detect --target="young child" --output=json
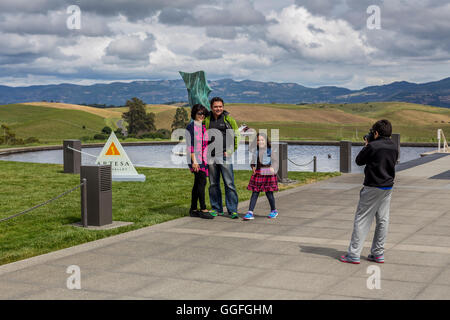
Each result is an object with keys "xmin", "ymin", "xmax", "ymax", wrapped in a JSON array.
[{"xmin": 243, "ymin": 133, "xmax": 279, "ymax": 220}]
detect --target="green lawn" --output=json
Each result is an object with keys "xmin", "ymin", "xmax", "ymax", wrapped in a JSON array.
[{"xmin": 0, "ymin": 161, "xmax": 340, "ymax": 265}]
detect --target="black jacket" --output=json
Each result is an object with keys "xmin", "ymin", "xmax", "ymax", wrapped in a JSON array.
[
  {"xmin": 355, "ymin": 137, "xmax": 399, "ymax": 187},
  {"xmin": 207, "ymin": 110, "xmax": 233, "ymax": 156}
]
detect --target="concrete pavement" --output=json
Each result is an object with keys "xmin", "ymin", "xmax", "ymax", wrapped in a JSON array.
[{"xmin": 1, "ymin": 155, "xmax": 450, "ymax": 300}]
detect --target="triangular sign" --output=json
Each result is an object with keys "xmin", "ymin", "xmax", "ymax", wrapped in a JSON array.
[
  {"xmin": 96, "ymin": 132, "xmax": 139, "ymax": 177},
  {"xmin": 105, "ymin": 142, "xmax": 120, "ymax": 156}
]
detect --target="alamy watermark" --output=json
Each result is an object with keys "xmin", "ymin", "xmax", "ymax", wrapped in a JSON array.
[
  {"xmin": 66, "ymin": 5, "xmax": 81, "ymax": 30},
  {"xmin": 170, "ymin": 127, "xmax": 280, "ymax": 173},
  {"xmin": 367, "ymin": 5, "xmax": 381, "ymax": 30},
  {"xmin": 66, "ymin": 265, "xmax": 81, "ymax": 290},
  {"xmin": 366, "ymin": 265, "xmax": 381, "ymax": 290}
]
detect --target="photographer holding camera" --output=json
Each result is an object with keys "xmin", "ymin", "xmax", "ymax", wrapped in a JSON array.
[{"xmin": 339, "ymin": 119, "xmax": 399, "ymax": 264}]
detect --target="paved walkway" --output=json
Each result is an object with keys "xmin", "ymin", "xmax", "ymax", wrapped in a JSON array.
[{"xmin": 1, "ymin": 156, "xmax": 450, "ymax": 300}]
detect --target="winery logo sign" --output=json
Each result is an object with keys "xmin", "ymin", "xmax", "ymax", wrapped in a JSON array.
[{"xmin": 96, "ymin": 132, "xmax": 145, "ymax": 181}]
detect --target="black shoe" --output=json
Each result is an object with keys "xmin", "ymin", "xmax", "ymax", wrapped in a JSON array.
[
  {"xmin": 189, "ymin": 209, "xmax": 200, "ymax": 217},
  {"xmin": 198, "ymin": 210, "xmax": 215, "ymax": 219}
]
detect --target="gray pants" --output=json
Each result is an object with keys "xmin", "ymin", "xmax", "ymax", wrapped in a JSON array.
[{"xmin": 348, "ymin": 186, "xmax": 393, "ymax": 259}]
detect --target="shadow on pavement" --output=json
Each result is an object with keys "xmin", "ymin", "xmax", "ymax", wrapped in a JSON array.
[{"xmin": 299, "ymin": 245, "xmax": 346, "ymax": 259}]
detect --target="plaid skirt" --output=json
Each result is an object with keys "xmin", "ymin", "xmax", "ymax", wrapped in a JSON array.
[{"xmin": 247, "ymin": 169, "xmax": 279, "ymax": 192}]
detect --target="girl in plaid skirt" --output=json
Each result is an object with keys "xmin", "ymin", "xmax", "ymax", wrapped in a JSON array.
[{"xmin": 243, "ymin": 133, "xmax": 279, "ymax": 220}]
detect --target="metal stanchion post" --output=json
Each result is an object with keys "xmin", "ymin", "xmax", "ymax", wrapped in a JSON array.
[
  {"xmin": 63, "ymin": 140, "xmax": 81, "ymax": 174},
  {"xmin": 82, "ymin": 178, "xmax": 88, "ymax": 227},
  {"xmin": 80, "ymin": 165, "xmax": 112, "ymax": 226},
  {"xmin": 391, "ymin": 133, "xmax": 400, "ymax": 163},
  {"xmin": 276, "ymin": 142, "xmax": 289, "ymax": 183},
  {"xmin": 313, "ymin": 156, "xmax": 317, "ymax": 172},
  {"xmin": 340, "ymin": 141, "xmax": 352, "ymax": 173}
]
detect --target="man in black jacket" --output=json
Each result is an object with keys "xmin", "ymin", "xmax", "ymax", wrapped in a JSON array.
[{"xmin": 340, "ymin": 119, "xmax": 399, "ymax": 264}]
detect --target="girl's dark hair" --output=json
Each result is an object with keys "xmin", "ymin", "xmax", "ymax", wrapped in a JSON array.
[
  {"xmin": 191, "ymin": 104, "xmax": 208, "ymax": 120},
  {"xmin": 251, "ymin": 132, "xmax": 272, "ymax": 167},
  {"xmin": 256, "ymin": 132, "xmax": 271, "ymax": 150}
]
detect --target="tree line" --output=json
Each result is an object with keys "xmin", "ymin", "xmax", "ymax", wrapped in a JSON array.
[
  {"xmin": 122, "ymin": 97, "xmax": 190, "ymax": 136},
  {"xmin": 89, "ymin": 97, "xmax": 191, "ymax": 141}
]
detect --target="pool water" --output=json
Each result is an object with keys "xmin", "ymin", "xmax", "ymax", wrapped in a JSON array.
[{"xmin": 0, "ymin": 144, "xmax": 435, "ymax": 173}]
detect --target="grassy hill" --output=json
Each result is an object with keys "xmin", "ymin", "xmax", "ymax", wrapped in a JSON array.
[
  {"xmin": 0, "ymin": 104, "xmax": 107, "ymax": 144},
  {"xmin": 21, "ymin": 102, "xmax": 179, "ymax": 133},
  {"xmin": 0, "ymin": 103, "xmax": 180, "ymax": 146},
  {"xmin": 228, "ymin": 101, "xmax": 450, "ymax": 142},
  {"xmin": 2, "ymin": 101, "xmax": 450, "ymax": 146},
  {"xmin": 23, "ymin": 102, "xmax": 123, "ymax": 129}
]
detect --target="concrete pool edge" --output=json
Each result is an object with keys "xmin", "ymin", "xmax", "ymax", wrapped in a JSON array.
[
  {"xmin": 0, "ymin": 140, "xmax": 437, "ymax": 156},
  {"xmin": 0, "ymin": 141, "xmax": 179, "ymax": 156}
]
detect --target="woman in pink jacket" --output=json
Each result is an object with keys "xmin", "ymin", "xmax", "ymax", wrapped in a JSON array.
[{"xmin": 185, "ymin": 104, "xmax": 215, "ymax": 219}]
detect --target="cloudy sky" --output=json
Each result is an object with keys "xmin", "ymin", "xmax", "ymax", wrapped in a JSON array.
[{"xmin": 0, "ymin": 0, "xmax": 449, "ymax": 89}]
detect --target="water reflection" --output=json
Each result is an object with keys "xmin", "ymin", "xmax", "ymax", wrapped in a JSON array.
[{"xmin": 0, "ymin": 144, "xmax": 435, "ymax": 173}]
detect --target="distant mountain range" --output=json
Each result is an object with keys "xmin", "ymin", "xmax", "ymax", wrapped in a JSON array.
[{"xmin": 1, "ymin": 77, "xmax": 449, "ymax": 108}]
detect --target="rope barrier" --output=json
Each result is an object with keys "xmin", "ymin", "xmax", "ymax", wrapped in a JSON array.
[
  {"xmin": 0, "ymin": 181, "xmax": 85, "ymax": 223},
  {"xmin": 67, "ymin": 145, "xmax": 316, "ymax": 169},
  {"xmin": 66, "ymin": 146, "xmax": 97, "ymax": 158},
  {"xmin": 288, "ymin": 157, "xmax": 315, "ymax": 167},
  {"xmin": 66, "ymin": 145, "xmax": 156, "ymax": 168}
]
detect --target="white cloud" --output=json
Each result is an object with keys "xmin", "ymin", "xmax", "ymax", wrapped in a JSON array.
[
  {"xmin": 266, "ymin": 5, "xmax": 375, "ymax": 62},
  {"xmin": 0, "ymin": 1, "xmax": 448, "ymax": 90},
  {"xmin": 0, "ymin": 32, "xmax": 69, "ymax": 59},
  {"xmin": 104, "ymin": 33, "xmax": 155, "ymax": 63},
  {"xmin": 59, "ymin": 36, "xmax": 111, "ymax": 66},
  {"xmin": 0, "ymin": 10, "xmax": 113, "ymax": 37},
  {"xmin": 158, "ymin": 0, "xmax": 266, "ymax": 26}
]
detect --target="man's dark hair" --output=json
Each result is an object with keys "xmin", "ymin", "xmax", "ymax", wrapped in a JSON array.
[
  {"xmin": 191, "ymin": 104, "xmax": 208, "ymax": 120},
  {"xmin": 372, "ymin": 119, "xmax": 392, "ymax": 137},
  {"xmin": 210, "ymin": 97, "xmax": 224, "ymax": 108}
]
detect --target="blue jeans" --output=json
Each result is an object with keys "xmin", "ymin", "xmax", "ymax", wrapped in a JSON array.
[{"xmin": 208, "ymin": 158, "xmax": 239, "ymax": 214}]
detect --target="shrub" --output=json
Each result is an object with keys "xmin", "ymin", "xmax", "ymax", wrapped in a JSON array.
[
  {"xmin": 138, "ymin": 130, "xmax": 171, "ymax": 139},
  {"xmin": 24, "ymin": 137, "xmax": 39, "ymax": 144},
  {"xmin": 156, "ymin": 129, "xmax": 171, "ymax": 139},
  {"xmin": 139, "ymin": 132, "xmax": 159, "ymax": 139},
  {"xmin": 93, "ymin": 133, "xmax": 107, "ymax": 140},
  {"xmin": 11, "ymin": 138, "xmax": 24, "ymax": 145},
  {"xmin": 102, "ymin": 126, "xmax": 112, "ymax": 135}
]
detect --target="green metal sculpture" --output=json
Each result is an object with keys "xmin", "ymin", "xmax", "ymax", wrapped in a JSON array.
[{"xmin": 179, "ymin": 70, "xmax": 212, "ymax": 110}]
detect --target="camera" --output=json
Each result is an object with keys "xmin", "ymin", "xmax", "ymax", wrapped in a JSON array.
[{"xmin": 364, "ymin": 129, "xmax": 375, "ymax": 142}]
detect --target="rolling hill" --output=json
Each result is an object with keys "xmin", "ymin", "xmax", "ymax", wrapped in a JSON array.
[
  {"xmin": 2, "ymin": 101, "xmax": 450, "ymax": 144},
  {"xmin": 0, "ymin": 77, "xmax": 449, "ymax": 107},
  {"xmin": 0, "ymin": 104, "xmax": 107, "ymax": 143}
]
